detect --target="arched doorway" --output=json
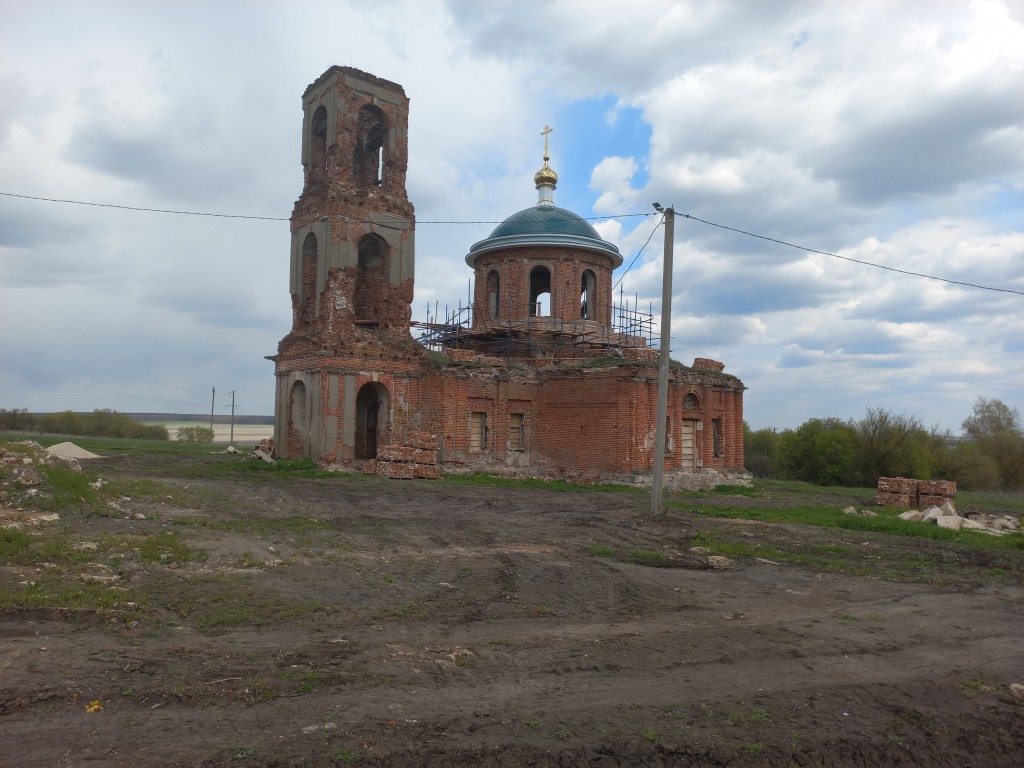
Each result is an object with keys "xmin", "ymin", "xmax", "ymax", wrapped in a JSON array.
[{"xmin": 355, "ymin": 382, "xmax": 389, "ymax": 459}]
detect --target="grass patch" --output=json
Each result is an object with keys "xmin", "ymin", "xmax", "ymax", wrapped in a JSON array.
[
  {"xmin": 673, "ymin": 501, "xmax": 1024, "ymax": 551},
  {"xmin": 628, "ymin": 548, "xmax": 669, "ymax": 563},
  {"xmin": 370, "ymin": 603, "xmax": 430, "ymax": 621},
  {"xmin": 0, "ymin": 576, "xmax": 129, "ymax": 612},
  {"xmin": 1, "ymin": 528, "xmax": 204, "ymax": 567},
  {"xmin": 141, "ymin": 573, "xmax": 330, "ymax": 632},
  {"xmin": 587, "ymin": 543, "xmax": 615, "ymax": 557}
]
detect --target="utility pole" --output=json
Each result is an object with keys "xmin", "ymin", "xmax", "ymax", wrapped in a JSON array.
[
  {"xmin": 228, "ymin": 390, "xmax": 236, "ymax": 447},
  {"xmin": 209, "ymin": 387, "xmax": 215, "ymax": 431},
  {"xmin": 651, "ymin": 203, "xmax": 675, "ymax": 514}
]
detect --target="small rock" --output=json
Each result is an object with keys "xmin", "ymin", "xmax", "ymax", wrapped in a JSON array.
[
  {"xmin": 842, "ymin": 506, "xmax": 858, "ymax": 515},
  {"xmin": 130, "ymin": 513, "xmax": 147, "ymax": 521},
  {"xmin": 936, "ymin": 514, "xmax": 963, "ymax": 531},
  {"xmin": 1009, "ymin": 683, "xmax": 1024, "ymax": 701},
  {"xmin": 899, "ymin": 510, "xmax": 923, "ymax": 522},
  {"xmin": 859, "ymin": 510, "xmax": 878, "ymax": 517},
  {"xmin": 961, "ymin": 519, "xmax": 990, "ymax": 531},
  {"xmin": 940, "ymin": 500, "xmax": 957, "ymax": 515},
  {"xmin": 689, "ymin": 546, "xmax": 711, "ymax": 554}
]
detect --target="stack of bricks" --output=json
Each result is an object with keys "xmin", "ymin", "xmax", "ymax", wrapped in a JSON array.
[
  {"xmin": 876, "ymin": 477, "xmax": 956, "ymax": 508},
  {"xmin": 364, "ymin": 431, "xmax": 440, "ymax": 479}
]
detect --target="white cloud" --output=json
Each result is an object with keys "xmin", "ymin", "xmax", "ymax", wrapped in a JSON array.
[{"xmin": 0, "ymin": 0, "xmax": 1021, "ymax": 435}]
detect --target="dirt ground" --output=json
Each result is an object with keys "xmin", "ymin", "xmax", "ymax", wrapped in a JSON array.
[{"xmin": 2, "ymin": 451, "xmax": 1023, "ymax": 767}]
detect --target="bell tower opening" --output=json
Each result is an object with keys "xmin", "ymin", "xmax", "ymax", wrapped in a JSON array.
[
  {"xmin": 354, "ymin": 105, "xmax": 388, "ymax": 187},
  {"xmin": 529, "ymin": 266, "xmax": 551, "ymax": 318},
  {"xmin": 580, "ymin": 269, "xmax": 596, "ymax": 320}
]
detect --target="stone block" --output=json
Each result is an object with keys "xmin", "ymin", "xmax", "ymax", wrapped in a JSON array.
[{"xmin": 936, "ymin": 514, "xmax": 963, "ymax": 530}]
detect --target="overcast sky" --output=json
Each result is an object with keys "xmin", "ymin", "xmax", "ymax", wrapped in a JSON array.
[{"xmin": 1, "ymin": 0, "xmax": 1022, "ymax": 431}]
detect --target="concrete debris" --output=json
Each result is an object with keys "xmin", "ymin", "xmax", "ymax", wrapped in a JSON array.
[
  {"xmin": 903, "ymin": 503, "xmax": 1019, "ymax": 536},
  {"xmin": 847, "ymin": 502, "xmax": 1019, "ymax": 536},
  {"xmin": 252, "ymin": 449, "xmax": 275, "ymax": 464},
  {"xmin": 1010, "ymin": 683, "xmax": 1024, "ymax": 701},
  {"xmin": 844, "ymin": 507, "xmax": 880, "ymax": 517}
]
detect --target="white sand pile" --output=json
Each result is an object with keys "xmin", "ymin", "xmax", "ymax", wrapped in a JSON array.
[{"xmin": 45, "ymin": 442, "xmax": 101, "ymax": 460}]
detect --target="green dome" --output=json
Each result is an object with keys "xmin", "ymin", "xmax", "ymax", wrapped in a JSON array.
[{"xmin": 466, "ymin": 205, "xmax": 622, "ymax": 267}]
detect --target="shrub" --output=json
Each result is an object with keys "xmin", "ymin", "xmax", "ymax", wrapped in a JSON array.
[{"xmin": 177, "ymin": 426, "xmax": 215, "ymax": 444}]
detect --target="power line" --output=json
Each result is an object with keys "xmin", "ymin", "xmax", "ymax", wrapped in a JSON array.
[
  {"xmin": 613, "ymin": 212, "xmax": 663, "ymax": 291},
  {"xmin": 4, "ymin": 190, "xmax": 1020, "ymax": 296},
  {"xmin": 0, "ymin": 191, "xmax": 648, "ymax": 225},
  {"xmin": 678, "ymin": 213, "xmax": 1024, "ymax": 297},
  {"xmin": 0, "ymin": 192, "xmax": 289, "ymax": 220}
]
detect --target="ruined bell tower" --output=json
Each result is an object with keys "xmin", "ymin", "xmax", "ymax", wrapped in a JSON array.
[
  {"xmin": 287, "ymin": 66, "xmax": 415, "ymax": 337},
  {"xmin": 271, "ymin": 67, "xmax": 421, "ymax": 463}
]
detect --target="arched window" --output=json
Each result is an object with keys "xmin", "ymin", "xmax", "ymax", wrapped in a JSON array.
[
  {"xmin": 310, "ymin": 105, "xmax": 328, "ymax": 174},
  {"xmin": 683, "ymin": 392, "xmax": 700, "ymax": 409},
  {"xmin": 355, "ymin": 234, "xmax": 388, "ymax": 323},
  {"xmin": 487, "ymin": 270, "xmax": 500, "ymax": 321},
  {"xmin": 354, "ymin": 105, "xmax": 388, "ymax": 187},
  {"xmin": 580, "ymin": 269, "xmax": 596, "ymax": 320},
  {"xmin": 301, "ymin": 233, "xmax": 318, "ymax": 325},
  {"xmin": 529, "ymin": 266, "xmax": 551, "ymax": 317}
]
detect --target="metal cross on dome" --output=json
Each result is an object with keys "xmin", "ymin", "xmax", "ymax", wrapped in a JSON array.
[{"xmin": 541, "ymin": 124, "xmax": 553, "ymax": 158}]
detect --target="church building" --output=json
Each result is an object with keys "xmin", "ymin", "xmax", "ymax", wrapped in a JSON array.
[{"xmin": 269, "ymin": 66, "xmax": 748, "ymax": 489}]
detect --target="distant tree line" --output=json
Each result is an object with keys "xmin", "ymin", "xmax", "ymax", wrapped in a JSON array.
[
  {"xmin": 745, "ymin": 397, "xmax": 1024, "ymax": 491},
  {"xmin": 0, "ymin": 408, "xmax": 168, "ymax": 440}
]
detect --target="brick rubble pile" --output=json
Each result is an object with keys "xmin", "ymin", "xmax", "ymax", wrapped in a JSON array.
[
  {"xmin": 364, "ymin": 431, "xmax": 440, "ymax": 479},
  {"xmin": 876, "ymin": 476, "xmax": 956, "ymax": 508}
]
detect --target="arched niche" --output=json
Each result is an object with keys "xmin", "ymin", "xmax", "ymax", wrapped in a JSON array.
[
  {"xmin": 487, "ymin": 270, "xmax": 500, "ymax": 321},
  {"xmin": 355, "ymin": 234, "xmax": 389, "ymax": 324},
  {"xmin": 288, "ymin": 380, "xmax": 308, "ymax": 458},
  {"xmin": 301, "ymin": 232, "xmax": 318, "ymax": 324}
]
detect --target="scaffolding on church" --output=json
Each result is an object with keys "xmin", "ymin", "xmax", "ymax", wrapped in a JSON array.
[{"xmin": 412, "ymin": 292, "xmax": 659, "ymax": 364}]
